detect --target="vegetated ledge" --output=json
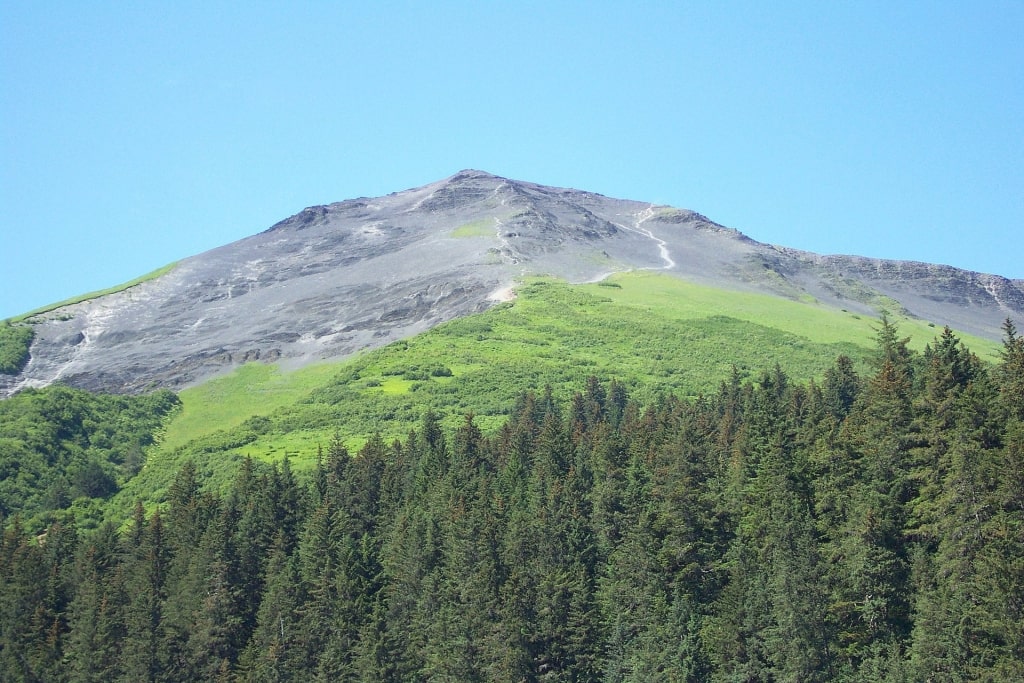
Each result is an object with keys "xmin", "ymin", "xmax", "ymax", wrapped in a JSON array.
[
  {"xmin": 8, "ymin": 262, "xmax": 179, "ymax": 324},
  {"xmin": 0, "ymin": 322, "xmax": 34, "ymax": 375}
]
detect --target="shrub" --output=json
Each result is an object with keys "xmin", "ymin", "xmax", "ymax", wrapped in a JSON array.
[{"xmin": 0, "ymin": 322, "xmax": 34, "ymax": 375}]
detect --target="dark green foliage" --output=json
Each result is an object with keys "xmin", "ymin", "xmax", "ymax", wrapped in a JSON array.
[
  {"xmin": 1, "ymin": 321, "xmax": 1023, "ymax": 680},
  {"xmin": 998, "ymin": 318, "xmax": 1024, "ymax": 421},
  {"xmin": 0, "ymin": 322, "xmax": 34, "ymax": 375},
  {"xmin": 0, "ymin": 386, "xmax": 179, "ymax": 532}
]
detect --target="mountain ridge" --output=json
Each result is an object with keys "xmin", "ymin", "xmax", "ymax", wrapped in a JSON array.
[{"xmin": 3, "ymin": 170, "xmax": 1021, "ymax": 397}]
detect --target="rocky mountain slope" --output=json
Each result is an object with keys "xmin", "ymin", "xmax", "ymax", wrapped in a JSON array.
[{"xmin": 4, "ymin": 170, "xmax": 1022, "ymax": 396}]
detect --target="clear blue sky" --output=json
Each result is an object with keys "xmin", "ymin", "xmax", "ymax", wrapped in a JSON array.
[{"xmin": 2, "ymin": 2, "xmax": 1022, "ymax": 319}]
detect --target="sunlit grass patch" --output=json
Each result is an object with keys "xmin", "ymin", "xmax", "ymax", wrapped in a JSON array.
[
  {"xmin": 450, "ymin": 219, "xmax": 495, "ymax": 238},
  {"xmin": 155, "ymin": 361, "xmax": 340, "ymax": 453},
  {"xmin": 378, "ymin": 377, "xmax": 415, "ymax": 394}
]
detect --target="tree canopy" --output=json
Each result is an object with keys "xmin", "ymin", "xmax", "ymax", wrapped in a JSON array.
[{"xmin": 1, "ymin": 323, "xmax": 1022, "ymax": 680}]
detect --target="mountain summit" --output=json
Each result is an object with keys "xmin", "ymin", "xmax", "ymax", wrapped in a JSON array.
[{"xmin": 4, "ymin": 171, "xmax": 1022, "ymax": 395}]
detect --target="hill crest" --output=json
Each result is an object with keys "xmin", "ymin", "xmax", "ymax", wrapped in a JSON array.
[{"xmin": 3, "ymin": 171, "xmax": 1021, "ymax": 396}]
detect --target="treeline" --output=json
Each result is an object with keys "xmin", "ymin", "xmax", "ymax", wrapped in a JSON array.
[{"xmin": 2, "ymin": 320, "xmax": 1023, "ymax": 681}]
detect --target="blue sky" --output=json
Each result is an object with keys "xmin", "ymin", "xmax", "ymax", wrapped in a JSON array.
[{"xmin": 2, "ymin": 2, "xmax": 1022, "ymax": 319}]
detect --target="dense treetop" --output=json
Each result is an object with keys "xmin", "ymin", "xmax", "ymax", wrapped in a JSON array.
[{"xmin": 1, "ymin": 320, "xmax": 1022, "ymax": 680}]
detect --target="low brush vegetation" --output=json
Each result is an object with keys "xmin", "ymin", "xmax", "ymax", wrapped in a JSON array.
[
  {"xmin": 0, "ymin": 322, "xmax": 34, "ymax": 374},
  {"xmin": 117, "ymin": 274, "xmax": 901, "ymax": 506},
  {"xmin": 0, "ymin": 386, "xmax": 179, "ymax": 531},
  {"xmin": 450, "ymin": 218, "xmax": 496, "ymax": 238},
  {"xmin": 136, "ymin": 274, "xmax": 1000, "ymax": 477},
  {"xmin": 1, "ymin": 273, "xmax": 1020, "ymax": 680}
]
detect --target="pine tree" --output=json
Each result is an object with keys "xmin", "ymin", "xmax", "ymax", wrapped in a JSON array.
[
  {"xmin": 118, "ymin": 509, "xmax": 168, "ymax": 683},
  {"xmin": 64, "ymin": 522, "xmax": 125, "ymax": 682},
  {"xmin": 997, "ymin": 318, "xmax": 1024, "ymax": 421},
  {"xmin": 907, "ymin": 328, "xmax": 1009, "ymax": 680},
  {"xmin": 239, "ymin": 534, "xmax": 305, "ymax": 681}
]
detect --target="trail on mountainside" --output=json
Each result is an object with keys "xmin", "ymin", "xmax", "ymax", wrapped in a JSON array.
[
  {"xmin": 491, "ymin": 182, "xmax": 516, "ymax": 262},
  {"xmin": 613, "ymin": 204, "xmax": 676, "ymax": 270}
]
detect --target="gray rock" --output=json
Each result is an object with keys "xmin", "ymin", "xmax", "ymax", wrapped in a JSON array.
[{"xmin": 3, "ymin": 170, "xmax": 1021, "ymax": 396}]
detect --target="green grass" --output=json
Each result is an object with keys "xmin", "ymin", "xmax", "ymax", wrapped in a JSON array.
[
  {"xmin": 583, "ymin": 271, "xmax": 1001, "ymax": 360},
  {"xmin": 109, "ymin": 272, "xmax": 1005, "ymax": 518},
  {"xmin": 155, "ymin": 361, "xmax": 341, "ymax": 453},
  {"xmin": 104, "ymin": 361, "xmax": 341, "ymax": 515},
  {"xmin": 450, "ymin": 219, "xmax": 496, "ymax": 238},
  {"xmin": 11, "ymin": 262, "xmax": 178, "ymax": 322}
]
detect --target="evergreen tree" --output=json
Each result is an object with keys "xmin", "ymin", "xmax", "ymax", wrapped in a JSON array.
[
  {"xmin": 997, "ymin": 318, "xmax": 1024, "ymax": 421},
  {"xmin": 118, "ymin": 509, "xmax": 168, "ymax": 683},
  {"xmin": 64, "ymin": 522, "xmax": 125, "ymax": 682},
  {"xmin": 3, "ymin": 351, "xmax": 1022, "ymax": 680},
  {"xmin": 238, "ymin": 534, "xmax": 305, "ymax": 681}
]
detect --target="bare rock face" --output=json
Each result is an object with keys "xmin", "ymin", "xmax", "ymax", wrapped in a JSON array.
[{"xmin": 3, "ymin": 170, "xmax": 1022, "ymax": 396}]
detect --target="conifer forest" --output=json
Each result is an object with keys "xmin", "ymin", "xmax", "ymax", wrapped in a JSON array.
[{"xmin": 2, "ymin": 320, "xmax": 1024, "ymax": 681}]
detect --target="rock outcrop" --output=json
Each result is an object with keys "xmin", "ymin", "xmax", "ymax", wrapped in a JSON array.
[{"xmin": 3, "ymin": 170, "xmax": 1021, "ymax": 396}]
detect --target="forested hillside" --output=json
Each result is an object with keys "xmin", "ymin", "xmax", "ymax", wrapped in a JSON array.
[
  {"xmin": 2, "ymin": 320, "xmax": 1022, "ymax": 681},
  {"xmin": 0, "ymin": 387, "xmax": 179, "ymax": 531}
]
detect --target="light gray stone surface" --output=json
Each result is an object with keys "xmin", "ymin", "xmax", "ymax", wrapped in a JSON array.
[{"xmin": 4, "ymin": 170, "xmax": 1021, "ymax": 395}]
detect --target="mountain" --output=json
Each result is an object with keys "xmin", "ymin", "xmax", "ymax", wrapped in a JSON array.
[{"xmin": 3, "ymin": 169, "xmax": 1022, "ymax": 397}]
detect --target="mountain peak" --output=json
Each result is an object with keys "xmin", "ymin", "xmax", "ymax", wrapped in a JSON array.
[
  {"xmin": 3, "ymin": 173, "xmax": 1022, "ymax": 397},
  {"xmin": 448, "ymin": 169, "xmax": 503, "ymax": 182}
]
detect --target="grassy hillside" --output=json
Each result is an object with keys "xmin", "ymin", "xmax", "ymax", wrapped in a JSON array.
[
  {"xmin": 110, "ymin": 272, "xmax": 1003, "ymax": 518},
  {"xmin": 8, "ymin": 262, "xmax": 178, "ymax": 323}
]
